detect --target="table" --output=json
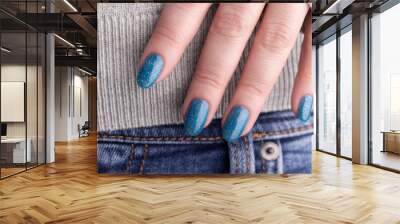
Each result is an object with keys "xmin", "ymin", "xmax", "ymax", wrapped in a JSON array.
[
  {"xmin": 381, "ymin": 131, "xmax": 400, "ymax": 154},
  {"xmin": 1, "ymin": 138, "xmax": 31, "ymax": 163}
]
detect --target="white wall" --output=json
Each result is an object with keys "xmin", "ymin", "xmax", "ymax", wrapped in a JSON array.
[
  {"xmin": 55, "ymin": 66, "xmax": 69, "ymax": 141},
  {"xmin": 72, "ymin": 73, "xmax": 89, "ymax": 137},
  {"xmin": 54, "ymin": 67, "xmax": 89, "ymax": 141}
]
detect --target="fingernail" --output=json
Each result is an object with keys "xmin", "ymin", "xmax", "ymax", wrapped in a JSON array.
[
  {"xmin": 298, "ymin": 95, "xmax": 313, "ymax": 123},
  {"xmin": 222, "ymin": 106, "xmax": 249, "ymax": 142},
  {"xmin": 184, "ymin": 99, "xmax": 209, "ymax": 136},
  {"xmin": 136, "ymin": 53, "xmax": 164, "ymax": 88}
]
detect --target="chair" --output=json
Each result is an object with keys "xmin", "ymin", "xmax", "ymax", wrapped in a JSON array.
[{"xmin": 79, "ymin": 121, "xmax": 90, "ymax": 138}]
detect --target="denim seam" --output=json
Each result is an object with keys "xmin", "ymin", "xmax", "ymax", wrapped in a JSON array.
[
  {"xmin": 235, "ymin": 140, "xmax": 240, "ymax": 174},
  {"xmin": 234, "ymin": 139, "xmax": 240, "ymax": 174},
  {"xmin": 243, "ymin": 137, "xmax": 247, "ymax": 173},
  {"xmin": 139, "ymin": 144, "xmax": 149, "ymax": 174},
  {"xmin": 126, "ymin": 144, "xmax": 136, "ymax": 173},
  {"xmin": 261, "ymin": 139, "xmax": 268, "ymax": 174},
  {"xmin": 244, "ymin": 137, "xmax": 250, "ymax": 173},
  {"xmin": 97, "ymin": 124, "xmax": 313, "ymax": 143},
  {"xmin": 276, "ymin": 140, "xmax": 283, "ymax": 174},
  {"xmin": 261, "ymin": 149, "xmax": 266, "ymax": 173},
  {"xmin": 247, "ymin": 137, "xmax": 251, "ymax": 173}
]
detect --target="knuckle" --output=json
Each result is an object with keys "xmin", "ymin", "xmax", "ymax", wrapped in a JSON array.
[
  {"xmin": 258, "ymin": 22, "xmax": 293, "ymax": 55},
  {"xmin": 153, "ymin": 23, "xmax": 182, "ymax": 48},
  {"xmin": 193, "ymin": 68, "xmax": 225, "ymax": 90},
  {"xmin": 303, "ymin": 72, "xmax": 312, "ymax": 80},
  {"xmin": 239, "ymin": 79, "xmax": 269, "ymax": 98},
  {"xmin": 210, "ymin": 6, "xmax": 250, "ymax": 38},
  {"xmin": 173, "ymin": 3, "xmax": 206, "ymax": 13},
  {"xmin": 173, "ymin": 3, "xmax": 198, "ymax": 12},
  {"xmin": 297, "ymin": 68, "xmax": 313, "ymax": 81}
]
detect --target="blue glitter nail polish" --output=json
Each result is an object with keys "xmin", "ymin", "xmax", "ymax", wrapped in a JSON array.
[
  {"xmin": 298, "ymin": 95, "xmax": 313, "ymax": 123},
  {"xmin": 184, "ymin": 99, "xmax": 209, "ymax": 136},
  {"xmin": 222, "ymin": 106, "xmax": 249, "ymax": 142},
  {"xmin": 136, "ymin": 53, "xmax": 164, "ymax": 88}
]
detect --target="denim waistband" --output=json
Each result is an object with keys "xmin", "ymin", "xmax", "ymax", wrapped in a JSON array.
[
  {"xmin": 97, "ymin": 110, "xmax": 314, "ymax": 174},
  {"xmin": 98, "ymin": 110, "xmax": 313, "ymax": 144}
]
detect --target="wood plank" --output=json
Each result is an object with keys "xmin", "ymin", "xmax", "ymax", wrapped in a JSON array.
[{"xmin": 0, "ymin": 135, "xmax": 400, "ymax": 223}]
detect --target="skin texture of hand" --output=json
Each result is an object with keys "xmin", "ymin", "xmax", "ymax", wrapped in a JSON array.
[{"xmin": 136, "ymin": 3, "xmax": 313, "ymax": 142}]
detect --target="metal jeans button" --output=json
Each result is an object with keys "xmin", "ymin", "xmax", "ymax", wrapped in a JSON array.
[{"xmin": 260, "ymin": 142, "xmax": 280, "ymax": 160}]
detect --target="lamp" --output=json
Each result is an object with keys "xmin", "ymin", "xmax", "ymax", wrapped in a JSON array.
[
  {"xmin": 1, "ymin": 47, "xmax": 11, "ymax": 53},
  {"xmin": 54, "ymin": 34, "xmax": 75, "ymax": 48},
  {"xmin": 63, "ymin": 0, "xmax": 78, "ymax": 12}
]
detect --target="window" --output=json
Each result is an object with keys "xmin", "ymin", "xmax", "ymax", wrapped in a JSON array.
[
  {"xmin": 370, "ymin": 3, "xmax": 400, "ymax": 171},
  {"xmin": 315, "ymin": 25, "xmax": 353, "ymax": 159},
  {"xmin": 0, "ymin": 1, "xmax": 47, "ymax": 179},
  {"xmin": 339, "ymin": 28, "xmax": 352, "ymax": 158},
  {"xmin": 317, "ymin": 36, "xmax": 337, "ymax": 154}
]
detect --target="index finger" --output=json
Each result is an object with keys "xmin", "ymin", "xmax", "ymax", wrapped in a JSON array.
[{"xmin": 136, "ymin": 3, "xmax": 211, "ymax": 88}]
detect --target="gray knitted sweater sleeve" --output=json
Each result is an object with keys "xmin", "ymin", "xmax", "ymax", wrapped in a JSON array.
[{"xmin": 97, "ymin": 3, "xmax": 303, "ymax": 132}]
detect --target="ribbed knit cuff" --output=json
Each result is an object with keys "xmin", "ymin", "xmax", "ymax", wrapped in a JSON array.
[{"xmin": 97, "ymin": 3, "xmax": 303, "ymax": 132}]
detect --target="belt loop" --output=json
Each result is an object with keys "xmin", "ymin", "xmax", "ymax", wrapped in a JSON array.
[
  {"xmin": 227, "ymin": 132, "xmax": 256, "ymax": 174},
  {"xmin": 276, "ymin": 141, "xmax": 284, "ymax": 174}
]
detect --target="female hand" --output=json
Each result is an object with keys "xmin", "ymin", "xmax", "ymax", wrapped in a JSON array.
[{"xmin": 136, "ymin": 3, "xmax": 312, "ymax": 142}]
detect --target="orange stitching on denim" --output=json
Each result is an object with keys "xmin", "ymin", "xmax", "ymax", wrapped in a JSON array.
[
  {"xmin": 97, "ymin": 124, "xmax": 313, "ymax": 143},
  {"xmin": 253, "ymin": 124, "xmax": 313, "ymax": 140},
  {"xmin": 97, "ymin": 135, "xmax": 224, "ymax": 142}
]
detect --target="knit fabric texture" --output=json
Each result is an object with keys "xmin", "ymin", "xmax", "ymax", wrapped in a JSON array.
[{"xmin": 97, "ymin": 3, "xmax": 303, "ymax": 132}]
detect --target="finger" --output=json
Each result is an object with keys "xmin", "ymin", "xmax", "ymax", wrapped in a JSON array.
[
  {"xmin": 222, "ymin": 4, "xmax": 309, "ymax": 142},
  {"xmin": 291, "ymin": 10, "xmax": 313, "ymax": 123},
  {"xmin": 182, "ymin": 3, "xmax": 265, "ymax": 136},
  {"xmin": 136, "ymin": 3, "xmax": 211, "ymax": 88}
]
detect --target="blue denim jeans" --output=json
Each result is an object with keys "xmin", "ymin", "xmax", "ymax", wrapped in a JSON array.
[{"xmin": 97, "ymin": 110, "xmax": 313, "ymax": 174}]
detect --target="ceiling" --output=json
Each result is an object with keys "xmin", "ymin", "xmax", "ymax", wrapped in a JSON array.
[
  {"xmin": 312, "ymin": 0, "xmax": 393, "ymax": 44},
  {"xmin": 0, "ymin": 0, "xmax": 101, "ymax": 74},
  {"xmin": 0, "ymin": 0, "xmax": 396, "ymax": 74}
]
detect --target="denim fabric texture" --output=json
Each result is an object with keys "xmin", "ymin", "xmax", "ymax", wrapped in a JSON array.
[{"xmin": 98, "ymin": 110, "xmax": 313, "ymax": 174}]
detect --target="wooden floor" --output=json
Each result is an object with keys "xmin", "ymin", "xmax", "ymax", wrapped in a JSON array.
[
  {"xmin": 1, "ymin": 135, "xmax": 400, "ymax": 224},
  {"xmin": 0, "ymin": 167, "xmax": 26, "ymax": 178},
  {"xmin": 1, "ymin": 163, "xmax": 44, "ymax": 178}
]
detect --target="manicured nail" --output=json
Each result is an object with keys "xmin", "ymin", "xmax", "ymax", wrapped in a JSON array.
[
  {"xmin": 222, "ymin": 106, "xmax": 249, "ymax": 142},
  {"xmin": 184, "ymin": 99, "xmax": 209, "ymax": 136},
  {"xmin": 298, "ymin": 95, "xmax": 313, "ymax": 123},
  {"xmin": 136, "ymin": 53, "xmax": 164, "ymax": 88}
]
